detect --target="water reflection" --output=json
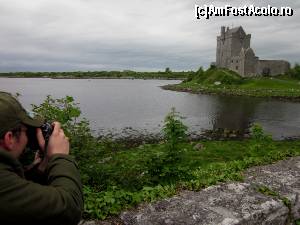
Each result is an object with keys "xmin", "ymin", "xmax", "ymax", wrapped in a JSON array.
[
  {"xmin": 210, "ymin": 94, "xmax": 300, "ymax": 139},
  {"xmin": 253, "ymin": 100, "xmax": 300, "ymax": 139},
  {"xmin": 212, "ymin": 96, "xmax": 262, "ymax": 131}
]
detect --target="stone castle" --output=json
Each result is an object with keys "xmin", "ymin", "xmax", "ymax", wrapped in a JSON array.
[{"xmin": 216, "ymin": 26, "xmax": 290, "ymax": 77}]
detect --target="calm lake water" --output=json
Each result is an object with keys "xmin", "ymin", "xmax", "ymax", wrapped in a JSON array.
[{"xmin": 1, "ymin": 78, "xmax": 300, "ymax": 139}]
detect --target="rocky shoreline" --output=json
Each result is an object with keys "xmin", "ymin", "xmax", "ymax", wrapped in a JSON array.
[{"xmin": 161, "ymin": 84, "xmax": 300, "ymax": 102}]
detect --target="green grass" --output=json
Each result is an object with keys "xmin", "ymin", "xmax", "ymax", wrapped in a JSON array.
[
  {"xmin": 82, "ymin": 139, "xmax": 300, "ymax": 220},
  {"xmin": 203, "ymin": 68, "xmax": 242, "ymax": 85},
  {"xmin": 164, "ymin": 69, "xmax": 300, "ymax": 99},
  {"xmin": 240, "ymin": 77, "xmax": 300, "ymax": 90},
  {"xmin": 85, "ymin": 140, "xmax": 300, "ymax": 190}
]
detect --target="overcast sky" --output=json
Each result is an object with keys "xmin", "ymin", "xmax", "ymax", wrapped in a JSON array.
[{"xmin": 0, "ymin": 0, "xmax": 299, "ymax": 72}]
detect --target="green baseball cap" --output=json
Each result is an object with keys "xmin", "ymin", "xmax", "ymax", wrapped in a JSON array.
[{"xmin": 0, "ymin": 92, "xmax": 44, "ymax": 136}]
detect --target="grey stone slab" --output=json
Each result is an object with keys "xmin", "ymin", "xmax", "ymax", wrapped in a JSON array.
[
  {"xmin": 244, "ymin": 156, "xmax": 300, "ymax": 221},
  {"xmin": 120, "ymin": 183, "xmax": 288, "ymax": 225}
]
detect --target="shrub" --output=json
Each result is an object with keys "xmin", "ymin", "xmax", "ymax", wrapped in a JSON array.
[
  {"xmin": 209, "ymin": 64, "xmax": 216, "ymax": 69},
  {"xmin": 165, "ymin": 67, "xmax": 172, "ymax": 73},
  {"xmin": 184, "ymin": 67, "xmax": 204, "ymax": 82},
  {"xmin": 249, "ymin": 123, "xmax": 272, "ymax": 141},
  {"xmin": 194, "ymin": 67, "xmax": 206, "ymax": 83},
  {"xmin": 287, "ymin": 63, "xmax": 300, "ymax": 79},
  {"xmin": 31, "ymin": 95, "xmax": 100, "ymax": 162},
  {"xmin": 163, "ymin": 107, "xmax": 188, "ymax": 151},
  {"xmin": 146, "ymin": 108, "xmax": 188, "ymax": 182}
]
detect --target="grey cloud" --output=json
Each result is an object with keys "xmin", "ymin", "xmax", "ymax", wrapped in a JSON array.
[{"xmin": 0, "ymin": 0, "xmax": 299, "ymax": 72}]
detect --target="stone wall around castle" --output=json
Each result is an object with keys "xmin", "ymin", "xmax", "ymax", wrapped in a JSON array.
[
  {"xmin": 218, "ymin": 55, "xmax": 290, "ymax": 77},
  {"xmin": 257, "ymin": 60, "xmax": 290, "ymax": 76},
  {"xmin": 243, "ymin": 49, "xmax": 259, "ymax": 77}
]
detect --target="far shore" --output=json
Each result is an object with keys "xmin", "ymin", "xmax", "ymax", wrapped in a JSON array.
[
  {"xmin": 0, "ymin": 70, "xmax": 191, "ymax": 80},
  {"xmin": 0, "ymin": 75, "xmax": 184, "ymax": 80}
]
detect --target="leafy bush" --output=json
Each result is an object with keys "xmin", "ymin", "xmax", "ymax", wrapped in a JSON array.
[
  {"xmin": 249, "ymin": 123, "xmax": 272, "ymax": 141},
  {"xmin": 163, "ymin": 107, "xmax": 188, "ymax": 151},
  {"xmin": 194, "ymin": 67, "xmax": 206, "ymax": 83},
  {"xmin": 83, "ymin": 184, "xmax": 176, "ymax": 220},
  {"xmin": 209, "ymin": 64, "xmax": 216, "ymax": 70},
  {"xmin": 185, "ymin": 73, "xmax": 194, "ymax": 82},
  {"xmin": 184, "ymin": 67, "xmax": 203, "ymax": 82},
  {"xmin": 287, "ymin": 63, "xmax": 300, "ymax": 79},
  {"xmin": 165, "ymin": 67, "xmax": 172, "ymax": 73},
  {"xmin": 31, "ymin": 95, "xmax": 100, "ymax": 162},
  {"xmin": 248, "ymin": 123, "xmax": 274, "ymax": 157},
  {"xmin": 146, "ymin": 108, "xmax": 188, "ymax": 183}
]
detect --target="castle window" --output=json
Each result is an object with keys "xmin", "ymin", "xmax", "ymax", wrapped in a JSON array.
[
  {"xmin": 231, "ymin": 60, "xmax": 233, "ymax": 63},
  {"xmin": 236, "ymin": 66, "xmax": 239, "ymax": 70},
  {"xmin": 236, "ymin": 60, "xmax": 238, "ymax": 63}
]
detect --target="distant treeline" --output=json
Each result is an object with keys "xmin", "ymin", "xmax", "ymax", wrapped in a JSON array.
[{"xmin": 0, "ymin": 69, "xmax": 195, "ymax": 79}]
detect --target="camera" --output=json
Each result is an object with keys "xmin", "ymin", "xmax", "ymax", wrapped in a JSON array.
[
  {"xmin": 27, "ymin": 122, "xmax": 53, "ymax": 153},
  {"xmin": 40, "ymin": 122, "xmax": 53, "ymax": 143}
]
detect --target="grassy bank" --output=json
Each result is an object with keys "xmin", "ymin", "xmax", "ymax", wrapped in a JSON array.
[
  {"xmin": 162, "ymin": 67, "xmax": 300, "ymax": 100},
  {"xmin": 25, "ymin": 95, "xmax": 300, "ymax": 220},
  {"xmin": 82, "ymin": 139, "xmax": 300, "ymax": 220},
  {"xmin": 0, "ymin": 70, "xmax": 190, "ymax": 80}
]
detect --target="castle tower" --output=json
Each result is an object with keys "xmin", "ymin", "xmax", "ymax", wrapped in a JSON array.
[
  {"xmin": 216, "ymin": 26, "xmax": 251, "ymax": 73},
  {"xmin": 239, "ymin": 48, "xmax": 258, "ymax": 76}
]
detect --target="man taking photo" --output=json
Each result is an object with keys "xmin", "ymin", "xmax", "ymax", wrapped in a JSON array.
[{"xmin": 0, "ymin": 91, "xmax": 83, "ymax": 225}]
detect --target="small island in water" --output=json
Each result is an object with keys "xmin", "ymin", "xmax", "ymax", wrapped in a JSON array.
[
  {"xmin": 162, "ymin": 65, "xmax": 300, "ymax": 100},
  {"xmin": 164, "ymin": 26, "xmax": 300, "ymax": 100}
]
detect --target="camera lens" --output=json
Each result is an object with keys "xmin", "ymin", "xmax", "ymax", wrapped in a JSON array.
[{"xmin": 41, "ymin": 122, "xmax": 53, "ymax": 142}]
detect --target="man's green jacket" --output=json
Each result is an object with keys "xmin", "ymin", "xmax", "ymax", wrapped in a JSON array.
[{"xmin": 0, "ymin": 147, "xmax": 84, "ymax": 225}]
